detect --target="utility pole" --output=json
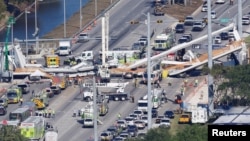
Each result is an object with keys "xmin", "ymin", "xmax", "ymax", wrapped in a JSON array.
[
  {"xmin": 105, "ymin": 12, "xmax": 109, "ymax": 53},
  {"xmin": 102, "ymin": 17, "xmax": 106, "ymax": 65},
  {"xmin": 80, "ymin": 0, "xmax": 82, "ymax": 30},
  {"xmin": 93, "ymin": 76, "xmax": 98, "ymax": 141},
  {"xmin": 64, "ymin": 0, "xmax": 66, "ymax": 38},
  {"xmin": 238, "ymin": 0, "xmax": 242, "ymax": 37},
  {"xmin": 146, "ymin": 12, "xmax": 152, "ymax": 130},
  {"xmin": 207, "ymin": 0, "xmax": 214, "ymax": 117},
  {"xmin": 95, "ymin": 0, "xmax": 97, "ymax": 17}
]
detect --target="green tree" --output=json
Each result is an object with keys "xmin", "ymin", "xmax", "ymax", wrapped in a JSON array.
[
  {"xmin": 127, "ymin": 125, "xmax": 207, "ymax": 141},
  {"xmin": 0, "ymin": 125, "xmax": 29, "ymax": 141},
  {"xmin": 206, "ymin": 64, "xmax": 250, "ymax": 106},
  {"xmin": 172, "ymin": 124, "xmax": 208, "ymax": 141}
]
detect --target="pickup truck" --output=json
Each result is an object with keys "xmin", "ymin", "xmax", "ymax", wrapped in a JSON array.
[{"xmin": 178, "ymin": 114, "xmax": 191, "ymax": 124}]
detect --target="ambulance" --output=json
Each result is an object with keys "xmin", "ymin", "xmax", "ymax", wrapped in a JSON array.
[
  {"xmin": 44, "ymin": 54, "xmax": 60, "ymax": 68},
  {"xmin": 20, "ymin": 116, "xmax": 45, "ymax": 140}
]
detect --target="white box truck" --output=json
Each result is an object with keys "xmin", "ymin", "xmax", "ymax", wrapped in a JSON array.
[{"xmin": 58, "ymin": 41, "xmax": 72, "ymax": 56}]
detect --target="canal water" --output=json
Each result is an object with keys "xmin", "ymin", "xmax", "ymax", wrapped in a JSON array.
[{"xmin": 0, "ymin": 0, "xmax": 89, "ymax": 42}]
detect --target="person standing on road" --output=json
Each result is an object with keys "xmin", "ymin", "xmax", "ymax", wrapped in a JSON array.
[
  {"xmin": 131, "ymin": 95, "xmax": 135, "ymax": 103},
  {"xmin": 180, "ymin": 86, "xmax": 185, "ymax": 96},
  {"xmin": 32, "ymin": 90, "xmax": 35, "ymax": 97},
  {"xmin": 195, "ymin": 79, "xmax": 198, "ymax": 87},
  {"xmin": 20, "ymin": 98, "xmax": 23, "ymax": 106},
  {"xmin": 156, "ymin": 80, "xmax": 161, "ymax": 88},
  {"xmin": 134, "ymin": 78, "xmax": 138, "ymax": 88},
  {"xmin": 117, "ymin": 113, "xmax": 121, "ymax": 120},
  {"xmin": 184, "ymin": 79, "xmax": 188, "ymax": 87}
]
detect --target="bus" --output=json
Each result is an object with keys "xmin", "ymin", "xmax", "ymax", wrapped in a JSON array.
[
  {"xmin": 9, "ymin": 107, "xmax": 31, "ymax": 125},
  {"xmin": 6, "ymin": 87, "xmax": 22, "ymax": 104}
]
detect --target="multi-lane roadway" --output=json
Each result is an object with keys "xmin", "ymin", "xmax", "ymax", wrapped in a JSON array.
[{"xmin": 2, "ymin": 0, "xmax": 250, "ymax": 141}]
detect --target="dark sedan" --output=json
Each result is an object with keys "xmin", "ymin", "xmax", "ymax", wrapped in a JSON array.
[
  {"xmin": 164, "ymin": 110, "xmax": 175, "ymax": 118},
  {"xmin": 220, "ymin": 32, "xmax": 229, "ymax": 40},
  {"xmin": 175, "ymin": 23, "xmax": 185, "ymax": 33}
]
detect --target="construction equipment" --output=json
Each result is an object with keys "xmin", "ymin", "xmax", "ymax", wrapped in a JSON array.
[
  {"xmin": 20, "ymin": 116, "xmax": 45, "ymax": 140},
  {"xmin": 32, "ymin": 90, "xmax": 49, "ymax": 110},
  {"xmin": 1, "ymin": 16, "xmax": 15, "ymax": 82},
  {"xmin": 82, "ymin": 82, "xmax": 129, "ymax": 101}
]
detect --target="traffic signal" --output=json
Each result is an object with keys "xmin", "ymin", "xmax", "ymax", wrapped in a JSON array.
[
  {"xmin": 130, "ymin": 21, "xmax": 139, "ymax": 24},
  {"xmin": 157, "ymin": 20, "xmax": 163, "ymax": 23}
]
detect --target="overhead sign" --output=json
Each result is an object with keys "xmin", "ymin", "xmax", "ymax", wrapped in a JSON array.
[{"xmin": 220, "ymin": 18, "xmax": 229, "ymax": 23}]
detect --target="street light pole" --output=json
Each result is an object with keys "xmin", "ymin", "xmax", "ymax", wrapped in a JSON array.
[
  {"xmin": 25, "ymin": 8, "xmax": 28, "ymax": 59},
  {"xmin": 95, "ymin": 0, "xmax": 97, "ymax": 17},
  {"xmin": 80, "ymin": 0, "xmax": 82, "ymax": 30},
  {"xmin": 64, "ymin": 0, "xmax": 66, "ymax": 38},
  {"xmin": 207, "ymin": 0, "xmax": 214, "ymax": 117},
  {"xmin": 238, "ymin": 0, "xmax": 242, "ymax": 37},
  {"xmin": 146, "ymin": 12, "xmax": 152, "ymax": 130},
  {"xmin": 93, "ymin": 76, "xmax": 98, "ymax": 141}
]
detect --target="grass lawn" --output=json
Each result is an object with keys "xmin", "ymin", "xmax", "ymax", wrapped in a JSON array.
[{"xmin": 169, "ymin": 114, "xmax": 192, "ymax": 136}]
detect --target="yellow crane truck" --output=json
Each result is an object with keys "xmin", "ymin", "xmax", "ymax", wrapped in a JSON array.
[
  {"xmin": 32, "ymin": 90, "xmax": 49, "ymax": 110},
  {"xmin": 50, "ymin": 74, "xmax": 68, "ymax": 95}
]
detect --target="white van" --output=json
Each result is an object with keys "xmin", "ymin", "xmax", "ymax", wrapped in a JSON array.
[{"xmin": 58, "ymin": 41, "xmax": 72, "ymax": 56}]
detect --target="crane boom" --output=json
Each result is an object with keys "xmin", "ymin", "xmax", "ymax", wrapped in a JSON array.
[{"xmin": 4, "ymin": 16, "xmax": 15, "ymax": 71}]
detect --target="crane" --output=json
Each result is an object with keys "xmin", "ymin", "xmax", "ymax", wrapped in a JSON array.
[{"xmin": 4, "ymin": 16, "xmax": 15, "ymax": 71}]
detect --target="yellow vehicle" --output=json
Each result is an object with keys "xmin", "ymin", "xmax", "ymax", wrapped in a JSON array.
[
  {"xmin": 6, "ymin": 87, "xmax": 22, "ymax": 104},
  {"xmin": 44, "ymin": 54, "xmax": 60, "ymax": 68},
  {"xmin": 178, "ymin": 114, "xmax": 191, "ymax": 124},
  {"xmin": 32, "ymin": 91, "xmax": 49, "ymax": 110},
  {"xmin": 20, "ymin": 116, "xmax": 45, "ymax": 140},
  {"xmin": 51, "ymin": 74, "xmax": 68, "ymax": 90}
]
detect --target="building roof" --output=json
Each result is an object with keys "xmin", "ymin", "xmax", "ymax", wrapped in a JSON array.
[{"xmin": 213, "ymin": 106, "xmax": 250, "ymax": 125}]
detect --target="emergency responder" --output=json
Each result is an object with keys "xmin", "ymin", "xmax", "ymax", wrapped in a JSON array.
[
  {"xmin": 195, "ymin": 79, "xmax": 198, "ymax": 87},
  {"xmin": 180, "ymin": 86, "xmax": 185, "ymax": 96},
  {"xmin": 48, "ymin": 108, "xmax": 52, "ymax": 118},
  {"xmin": 20, "ymin": 98, "xmax": 23, "ymax": 105},
  {"xmin": 134, "ymin": 78, "xmax": 138, "ymax": 88},
  {"xmin": 117, "ymin": 113, "xmax": 121, "ymax": 120},
  {"xmin": 184, "ymin": 79, "xmax": 188, "ymax": 87}
]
